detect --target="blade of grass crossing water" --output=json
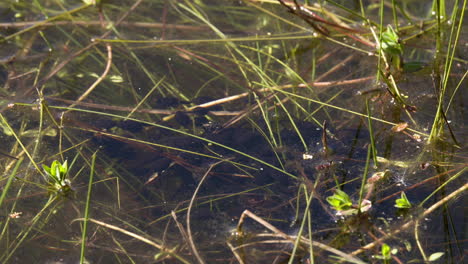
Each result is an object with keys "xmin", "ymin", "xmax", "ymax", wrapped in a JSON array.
[
  {"xmin": 358, "ymin": 146, "xmax": 372, "ymax": 214},
  {"xmin": 428, "ymin": 0, "xmax": 465, "ymax": 144},
  {"xmin": 376, "ymin": 0, "xmax": 385, "ymax": 82},
  {"xmin": 0, "ymin": 158, "xmax": 23, "ymax": 207},
  {"xmin": 80, "ymin": 152, "xmax": 97, "ymax": 264},
  {"xmin": 288, "ymin": 182, "xmax": 320, "ymax": 264},
  {"xmin": 391, "ymin": 0, "xmax": 399, "ymax": 31},
  {"xmin": 366, "ymin": 100, "xmax": 378, "ymax": 166},
  {"xmin": 0, "ymin": 113, "xmax": 44, "ymax": 178}
]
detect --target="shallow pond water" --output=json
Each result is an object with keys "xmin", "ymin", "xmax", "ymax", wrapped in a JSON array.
[{"xmin": 0, "ymin": 0, "xmax": 466, "ymax": 263}]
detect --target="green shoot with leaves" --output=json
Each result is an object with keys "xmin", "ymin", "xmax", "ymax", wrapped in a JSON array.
[
  {"xmin": 326, "ymin": 189, "xmax": 352, "ymax": 211},
  {"xmin": 381, "ymin": 25, "xmax": 403, "ymax": 70},
  {"xmin": 373, "ymin": 243, "xmax": 398, "ymax": 262},
  {"xmin": 395, "ymin": 191, "xmax": 412, "ymax": 209},
  {"xmin": 42, "ymin": 160, "xmax": 72, "ymax": 196}
]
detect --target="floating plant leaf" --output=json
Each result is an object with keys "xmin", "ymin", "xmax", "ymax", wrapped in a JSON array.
[
  {"xmin": 428, "ymin": 252, "xmax": 445, "ymax": 261},
  {"xmin": 395, "ymin": 192, "xmax": 412, "ymax": 208},
  {"xmin": 326, "ymin": 189, "xmax": 353, "ymax": 211}
]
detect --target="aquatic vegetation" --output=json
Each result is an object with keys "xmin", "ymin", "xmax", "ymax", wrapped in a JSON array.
[
  {"xmin": 326, "ymin": 189, "xmax": 352, "ymax": 212},
  {"xmin": 394, "ymin": 191, "xmax": 412, "ymax": 209},
  {"xmin": 374, "ymin": 243, "xmax": 396, "ymax": 262},
  {"xmin": 326, "ymin": 189, "xmax": 372, "ymax": 216},
  {"xmin": 380, "ymin": 25, "xmax": 403, "ymax": 71},
  {"xmin": 0, "ymin": 0, "xmax": 465, "ymax": 263},
  {"xmin": 42, "ymin": 160, "xmax": 72, "ymax": 196}
]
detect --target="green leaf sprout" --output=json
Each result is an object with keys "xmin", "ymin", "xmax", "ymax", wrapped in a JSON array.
[
  {"xmin": 395, "ymin": 191, "xmax": 412, "ymax": 208},
  {"xmin": 326, "ymin": 189, "xmax": 353, "ymax": 211},
  {"xmin": 42, "ymin": 160, "xmax": 72, "ymax": 196}
]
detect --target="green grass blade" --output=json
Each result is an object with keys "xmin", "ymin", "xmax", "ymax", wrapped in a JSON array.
[
  {"xmin": 0, "ymin": 158, "xmax": 23, "ymax": 208},
  {"xmin": 80, "ymin": 152, "xmax": 97, "ymax": 264}
]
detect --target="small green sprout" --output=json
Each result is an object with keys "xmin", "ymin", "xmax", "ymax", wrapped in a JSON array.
[
  {"xmin": 381, "ymin": 25, "xmax": 403, "ymax": 70},
  {"xmin": 381, "ymin": 243, "xmax": 392, "ymax": 260},
  {"xmin": 381, "ymin": 26, "xmax": 402, "ymax": 55},
  {"xmin": 395, "ymin": 192, "xmax": 412, "ymax": 208},
  {"xmin": 327, "ymin": 189, "xmax": 372, "ymax": 216},
  {"xmin": 326, "ymin": 189, "xmax": 352, "ymax": 211},
  {"xmin": 373, "ymin": 243, "xmax": 398, "ymax": 261},
  {"xmin": 42, "ymin": 160, "xmax": 72, "ymax": 196}
]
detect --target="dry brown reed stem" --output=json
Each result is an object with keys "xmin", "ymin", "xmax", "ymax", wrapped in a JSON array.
[
  {"xmin": 314, "ymin": 54, "xmax": 355, "ymax": 82},
  {"xmin": 227, "ymin": 241, "xmax": 245, "ymax": 264},
  {"xmin": 349, "ymin": 182, "xmax": 468, "ymax": 257},
  {"xmin": 193, "ymin": 76, "xmax": 374, "ymax": 108},
  {"xmin": 236, "ymin": 210, "xmax": 366, "ymax": 263},
  {"xmin": 186, "ymin": 161, "xmax": 225, "ymax": 264},
  {"xmin": 216, "ymin": 75, "xmax": 372, "ymax": 129},
  {"xmin": 273, "ymin": 0, "xmax": 374, "ymax": 47},
  {"xmin": 65, "ymin": 4, "xmax": 112, "ymax": 111},
  {"xmin": 72, "ymin": 218, "xmax": 190, "ymax": 263},
  {"xmin": 43, "ymin": 76, "xmax": 372, "ymax": 116},
  {"xmin": 161, "ymin": 75, "xmax": 374, "ymax": 123},
  {"xmin": 170, "ymin": 211, "xmax": 191, "ymax": 251},
  {"xmin": 65, "ymin": 44, "xmax": 112, "ymax": 111},
  {"xmin": 73, "ymin": 218, "xmax": 164, "ymax": 249},
  {"xmin": 218, "ymin": 92, "xmax": 277, "ymax": 130}
]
